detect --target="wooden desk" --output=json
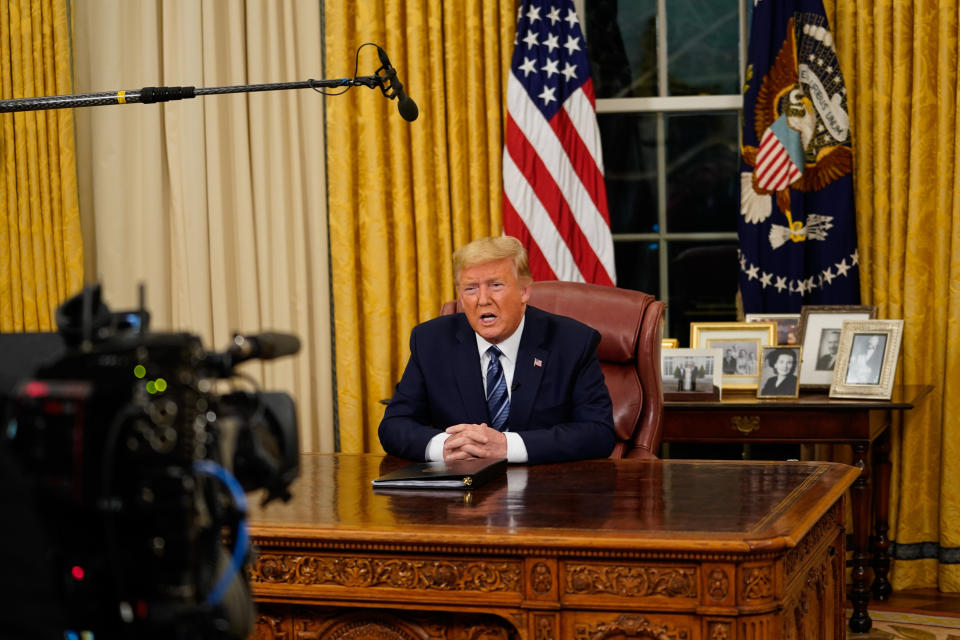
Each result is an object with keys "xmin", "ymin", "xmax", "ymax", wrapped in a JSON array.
[
  {"xmin": 663, "ymin": 384, "xmax": 932, "ymax": 633},
  {"xmin": 246, "ymin": 454, "xmax": 857, "ymax": 640}
]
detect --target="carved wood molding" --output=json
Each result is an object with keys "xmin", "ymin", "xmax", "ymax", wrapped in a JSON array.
[
  {"xmin": 574, "ymin": 614, "xmax": 691, "ymax": 639},
  {"xmin": 565, "ymin": 564, "xmax": 698, "ymax": 599},
  {"xmin": 784, "ymin": 501, "xmax": 841, "ymax": 578},
  {"xmin": 707, "ymin": 569, "xmax": 730, "ymax": 601},
  {"xmin": 250, "ymin": 553, "xmax": 522, "ymax": 593},
  {"xmin": 531, "ymin": 562, "xmax": 553, "ymax": 594},
  {"xmin": 250, "ymin": 537, "xmax": 774, "ymax": 563},
  {"xmin": 741, "ymin": 565, "xmax": 774, "ymax": 601},
  {"xmin": 707, "ymin": 620, "xmax": 731, "ymax": 640},
  {"xmin": 254, "ymin": 605, "xmax": 517, "ymax": 640},
  {"xmin": 533, "ymin": 613, "xmax": 556, "ymax": 640}
]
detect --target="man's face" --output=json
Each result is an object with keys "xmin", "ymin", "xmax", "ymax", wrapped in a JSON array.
[
  {"xmin": 457, "ymin": 258, "xmax": 530, "ymax": 344},
  {"xmin": 825, "ymin": 331, "xmax": 840, "ymax": 354}
]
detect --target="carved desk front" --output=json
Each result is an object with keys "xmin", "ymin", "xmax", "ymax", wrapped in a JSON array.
[{"xmin": 246, "ymin": 454, "xmax": 858, "ymax": 640}]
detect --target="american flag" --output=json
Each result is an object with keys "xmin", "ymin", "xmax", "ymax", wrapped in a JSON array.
[{"xmin": 502, "ymin": 0, "xmax": 616, "ymax": 286}]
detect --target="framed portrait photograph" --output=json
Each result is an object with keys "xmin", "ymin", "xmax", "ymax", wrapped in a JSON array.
[
  {"xmin": 689, "ymin": 322, "xmax": 776, "ymax": 390},
  {"xmin": 661, "ymin": 348, "xmax": 722, "ymax": 399},
  {"xmin": 661, "ymin": 338, "xmax": 679, "ymax": 349},
  {"xmin": 757, "ymin": 345, "xmax": 802, "ymax": 399},
  {"xmin": 829, "ymin": 320, "xmax": 904, "ymax": 400},
  {"xmin": 797, "ymin": 305, "xmax": 877, "ymax": 388},
  {"xmin": 745, "ymin": 313, "xmax": 801, "ymax": 345}
]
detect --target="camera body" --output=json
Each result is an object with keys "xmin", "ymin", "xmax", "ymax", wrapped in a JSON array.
[{"xmin": 1, "ymin": 286, "xmax": 299, "ymax": 638}]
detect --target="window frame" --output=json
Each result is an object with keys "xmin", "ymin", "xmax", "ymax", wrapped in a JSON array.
[{"xmin": 580, "ymin": 0, "xmax": 748, "ymax": 338}]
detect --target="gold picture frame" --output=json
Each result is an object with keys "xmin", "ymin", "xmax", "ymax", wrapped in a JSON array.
[
  {"xmin": 797, "ymin": 305, "xmax": 877, "ymax": 389},
  {"xmin": 661, "ymin": 338, "xmax": 679, "ymax": 349},
  {"xmin": 756, "ymin": 345, "xmax": 802, "ymax": 399},
  {"xmin": 689, "ymin": 322, "xmax": 776, "ymax": 390},
  {"xmin": 829, "ymin": 320, "xmax": 904, "ymax": 400}
]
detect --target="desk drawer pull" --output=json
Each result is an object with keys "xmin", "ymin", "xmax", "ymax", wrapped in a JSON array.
[{"xmin": 732, "ymin": 416, "xmax": 760, "ymax": 434}]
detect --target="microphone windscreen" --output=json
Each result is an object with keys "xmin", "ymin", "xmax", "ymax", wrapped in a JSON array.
[
  {"xmin": 398, "ymin": 97, "xmax": 419, "ymax": 122},
  {"xmin": 258, "ymin": 332, "xmax": 301, "ymax": 359}
]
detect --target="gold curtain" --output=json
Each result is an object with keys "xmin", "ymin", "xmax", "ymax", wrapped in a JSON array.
[
  {"xmin": 825, "ymin": 0, "xmax": 960, "ymax": 591},
  {"xmin": 325, "ymin": 0, "xmax": 517, "ymax": 453},
  {"xmin": 0, "ymin": 0, "xmax": 83, "ymax": 331}
]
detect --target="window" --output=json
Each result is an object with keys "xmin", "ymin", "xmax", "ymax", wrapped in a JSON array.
[{"xmin": 582, "ymin": 0, "xmax": 745, "ymax": 345}]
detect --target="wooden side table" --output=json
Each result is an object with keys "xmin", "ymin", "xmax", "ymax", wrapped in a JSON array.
[{"xmin": 662, "ymin": 384, "xmax": 932, "ymax": 633}]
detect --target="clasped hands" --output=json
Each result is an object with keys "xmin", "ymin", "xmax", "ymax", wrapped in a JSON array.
[{"xmin": 442, "ymin": 423, "xmax": 507, "ymax": 462}]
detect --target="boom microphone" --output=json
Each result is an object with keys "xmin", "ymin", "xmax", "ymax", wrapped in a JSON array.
[{"xmin": 376, "ymin": 46, "xmax": 419, "ymax": 122}]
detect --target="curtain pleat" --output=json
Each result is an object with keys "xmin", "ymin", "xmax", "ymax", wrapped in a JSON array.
[
  {"xmin": 73, "ymin": 0, "xmax": 335, "ymax": 454},
  {"xmin": 325, "ymin": 0, "xmax": 516, "ymax": 453},
  {"xmin": 827, "ymin": 0, "xmax": 960, "ymax": 591},
  {"xmin": 0, "ymin": 0, "xmax": 83, "ymax": 332}
]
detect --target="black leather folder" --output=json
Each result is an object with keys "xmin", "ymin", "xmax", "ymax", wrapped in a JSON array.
[{"xmin": 371, "ymin": 458, "xmax": 507, "ymax": 489}]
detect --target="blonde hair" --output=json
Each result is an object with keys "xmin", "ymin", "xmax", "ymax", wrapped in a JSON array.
[{"xmin": 453, "ymin": 236, "xmax": 531, "ymax": 285}]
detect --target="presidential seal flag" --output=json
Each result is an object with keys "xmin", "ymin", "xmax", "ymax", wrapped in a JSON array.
[
  {"xmin": 502, "ymin": 0, "xmax": 616, "ymax": 286},
  {"xmin": 739, "ymin": 0, "xmax": 859, "ymax": 313}
]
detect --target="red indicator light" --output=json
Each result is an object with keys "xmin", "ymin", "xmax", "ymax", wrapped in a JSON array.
[
  {"xmin": 71, "ymin": 565, "xmax": 85, "ymax": 580},
  {"xmin": 24, "ymin": 381, "xmax": 50, "ymax": 398},
  {"xmin": 136, "ymin": 599, "xmax": 148, "ymax": 619}
]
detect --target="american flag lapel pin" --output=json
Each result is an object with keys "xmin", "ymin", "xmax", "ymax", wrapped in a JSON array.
[{"xmin": 533, "ymin": 357, "xmax": 542, "ymax": 368}]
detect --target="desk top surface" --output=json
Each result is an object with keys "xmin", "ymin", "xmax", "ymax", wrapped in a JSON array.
[{"xmin": 247, "ymin": 455, "xmax": 858, "ymax": 554}]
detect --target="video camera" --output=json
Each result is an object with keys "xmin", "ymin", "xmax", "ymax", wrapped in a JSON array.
[{"xmin": 0, "ymin": 285, "xmax": 300, "ymax": 639}]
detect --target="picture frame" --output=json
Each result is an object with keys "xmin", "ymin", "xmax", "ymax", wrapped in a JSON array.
[
  {"xmin": 661, "ymin": 338, "xmax": 679, "ymax": 349},
  {"xmin": 689, "ymin": 322, "xmax": 776, "ymax": 390},
  {"xmin": 756, "ymin": 345, "xmax": 802, "ymax": 399},
  {"xmin": 661, "ymin": 348, "xmax": 722, "ymax": 399},
  {"xmin": 797, "ymin": 305, "xmax": 877, "ymax": 389},
  {"xmin": 745, "ymin": 313, "xmax": 801, "ymax": 345},
  {"xmin": 829, "ymin": 320, "xmax": 904, "ymax": 400}
]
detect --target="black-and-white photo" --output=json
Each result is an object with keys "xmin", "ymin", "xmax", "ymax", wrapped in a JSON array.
[
  {"xmin": 815, "ymin": 328, "xmax": 841, "ymax": 371},
  {"xmin": 713, "ymin": 341, "xmax": 758, "ymax": 376},
  {"xmin": 662, "ymin": 355, "xmax": 716, "ymax": 392},
  {"xmin": 758, "ymin": 346, "xmax": 801, "ymax": 398},
  {"xmin": 845, "ymin": 333, "xmax": 887, "ymax": 385}
]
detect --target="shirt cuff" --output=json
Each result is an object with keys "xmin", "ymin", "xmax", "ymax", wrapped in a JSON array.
[
  {"xmin": 504, "ymin": 431, "xmax": 528, "ymax": 463},
  {"xmin": 425, "ymin": 432, "xmax": 450, "ymax": 461}
]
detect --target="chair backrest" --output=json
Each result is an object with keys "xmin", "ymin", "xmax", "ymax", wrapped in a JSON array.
[{"xmin": 439, "ymin": 281, "xmax": 665, "ymax": 459}]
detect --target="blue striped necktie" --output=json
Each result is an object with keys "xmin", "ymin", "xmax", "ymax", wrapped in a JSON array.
[{"xmin": 485, "ymin": 345, "xmax": 510, "ymax": 431}]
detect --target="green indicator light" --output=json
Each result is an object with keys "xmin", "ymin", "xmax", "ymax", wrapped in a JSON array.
[
  {"xmin": 145, "ymin": 380, "xmax": 157, "ymax": 394},
  {"xmin": 155, "ymin": 378, "xmax": 168, "ymax": 392},
  {"xmin": 134, "ymin": 365, "xmax": 146, "ymax": 379}
]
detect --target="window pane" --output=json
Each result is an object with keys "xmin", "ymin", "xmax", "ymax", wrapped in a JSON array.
[
  {"xmin": 665, "ymin": 112, "xmax": 738, "ymax": 233},
  {"xmin": 666, "ymin": 0, "xmax": 739, "ymax": 95},
  {"xmin": 613, "ymin": 240, "xmax": 659, "ymax": 297},
  {"xmin": 599, "ymin": 113, "xmax": 658, "ymax": 233},
  {"xmin": 586, "ymin": 0, "xmax": 658, "ymax": 98},
  {"xmin": 667, "ymin": 241, "xmax": 738, "ymax": 345}
]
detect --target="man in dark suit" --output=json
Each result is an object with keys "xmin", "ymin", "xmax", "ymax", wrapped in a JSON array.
[
  {"xmin": 816, "ymin": 329, "xmax": 841, "ymax": 370},
  {"xmin": 379, "ymin": 236, "xmax": 615, "ymax": 465}
]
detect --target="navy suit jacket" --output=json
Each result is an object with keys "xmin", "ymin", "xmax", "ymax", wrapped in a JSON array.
[{"xmin": 378, "ymin": 305, "xmax": 615, "ymax": 464}]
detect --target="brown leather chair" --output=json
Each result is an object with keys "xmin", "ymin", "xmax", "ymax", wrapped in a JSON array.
[{"xmin": 439, "ymin": 281, "xmax": 665, "ymax": 459}]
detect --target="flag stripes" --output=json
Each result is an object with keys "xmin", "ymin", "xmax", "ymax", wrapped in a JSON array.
[{"xmin": 502, "ymin": 0, "xmax": 616, "ymax": 286}]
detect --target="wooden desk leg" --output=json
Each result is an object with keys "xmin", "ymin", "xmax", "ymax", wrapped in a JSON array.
[
  {"xmin": 848, "ymin": 441, "xmax": 873, "ymax": 633},
  {"xmin": 872, "ymin": 427, "xmax": 893, "ymax": 600}
]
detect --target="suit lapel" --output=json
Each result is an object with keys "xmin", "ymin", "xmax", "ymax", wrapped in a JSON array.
[
  {"xmin": 453, "ymin": 317, "xmax": 488, "ymax": 423},
  {"xmin": 509, "ymin": 307, "xmax": 548, "ymax": 429}
]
